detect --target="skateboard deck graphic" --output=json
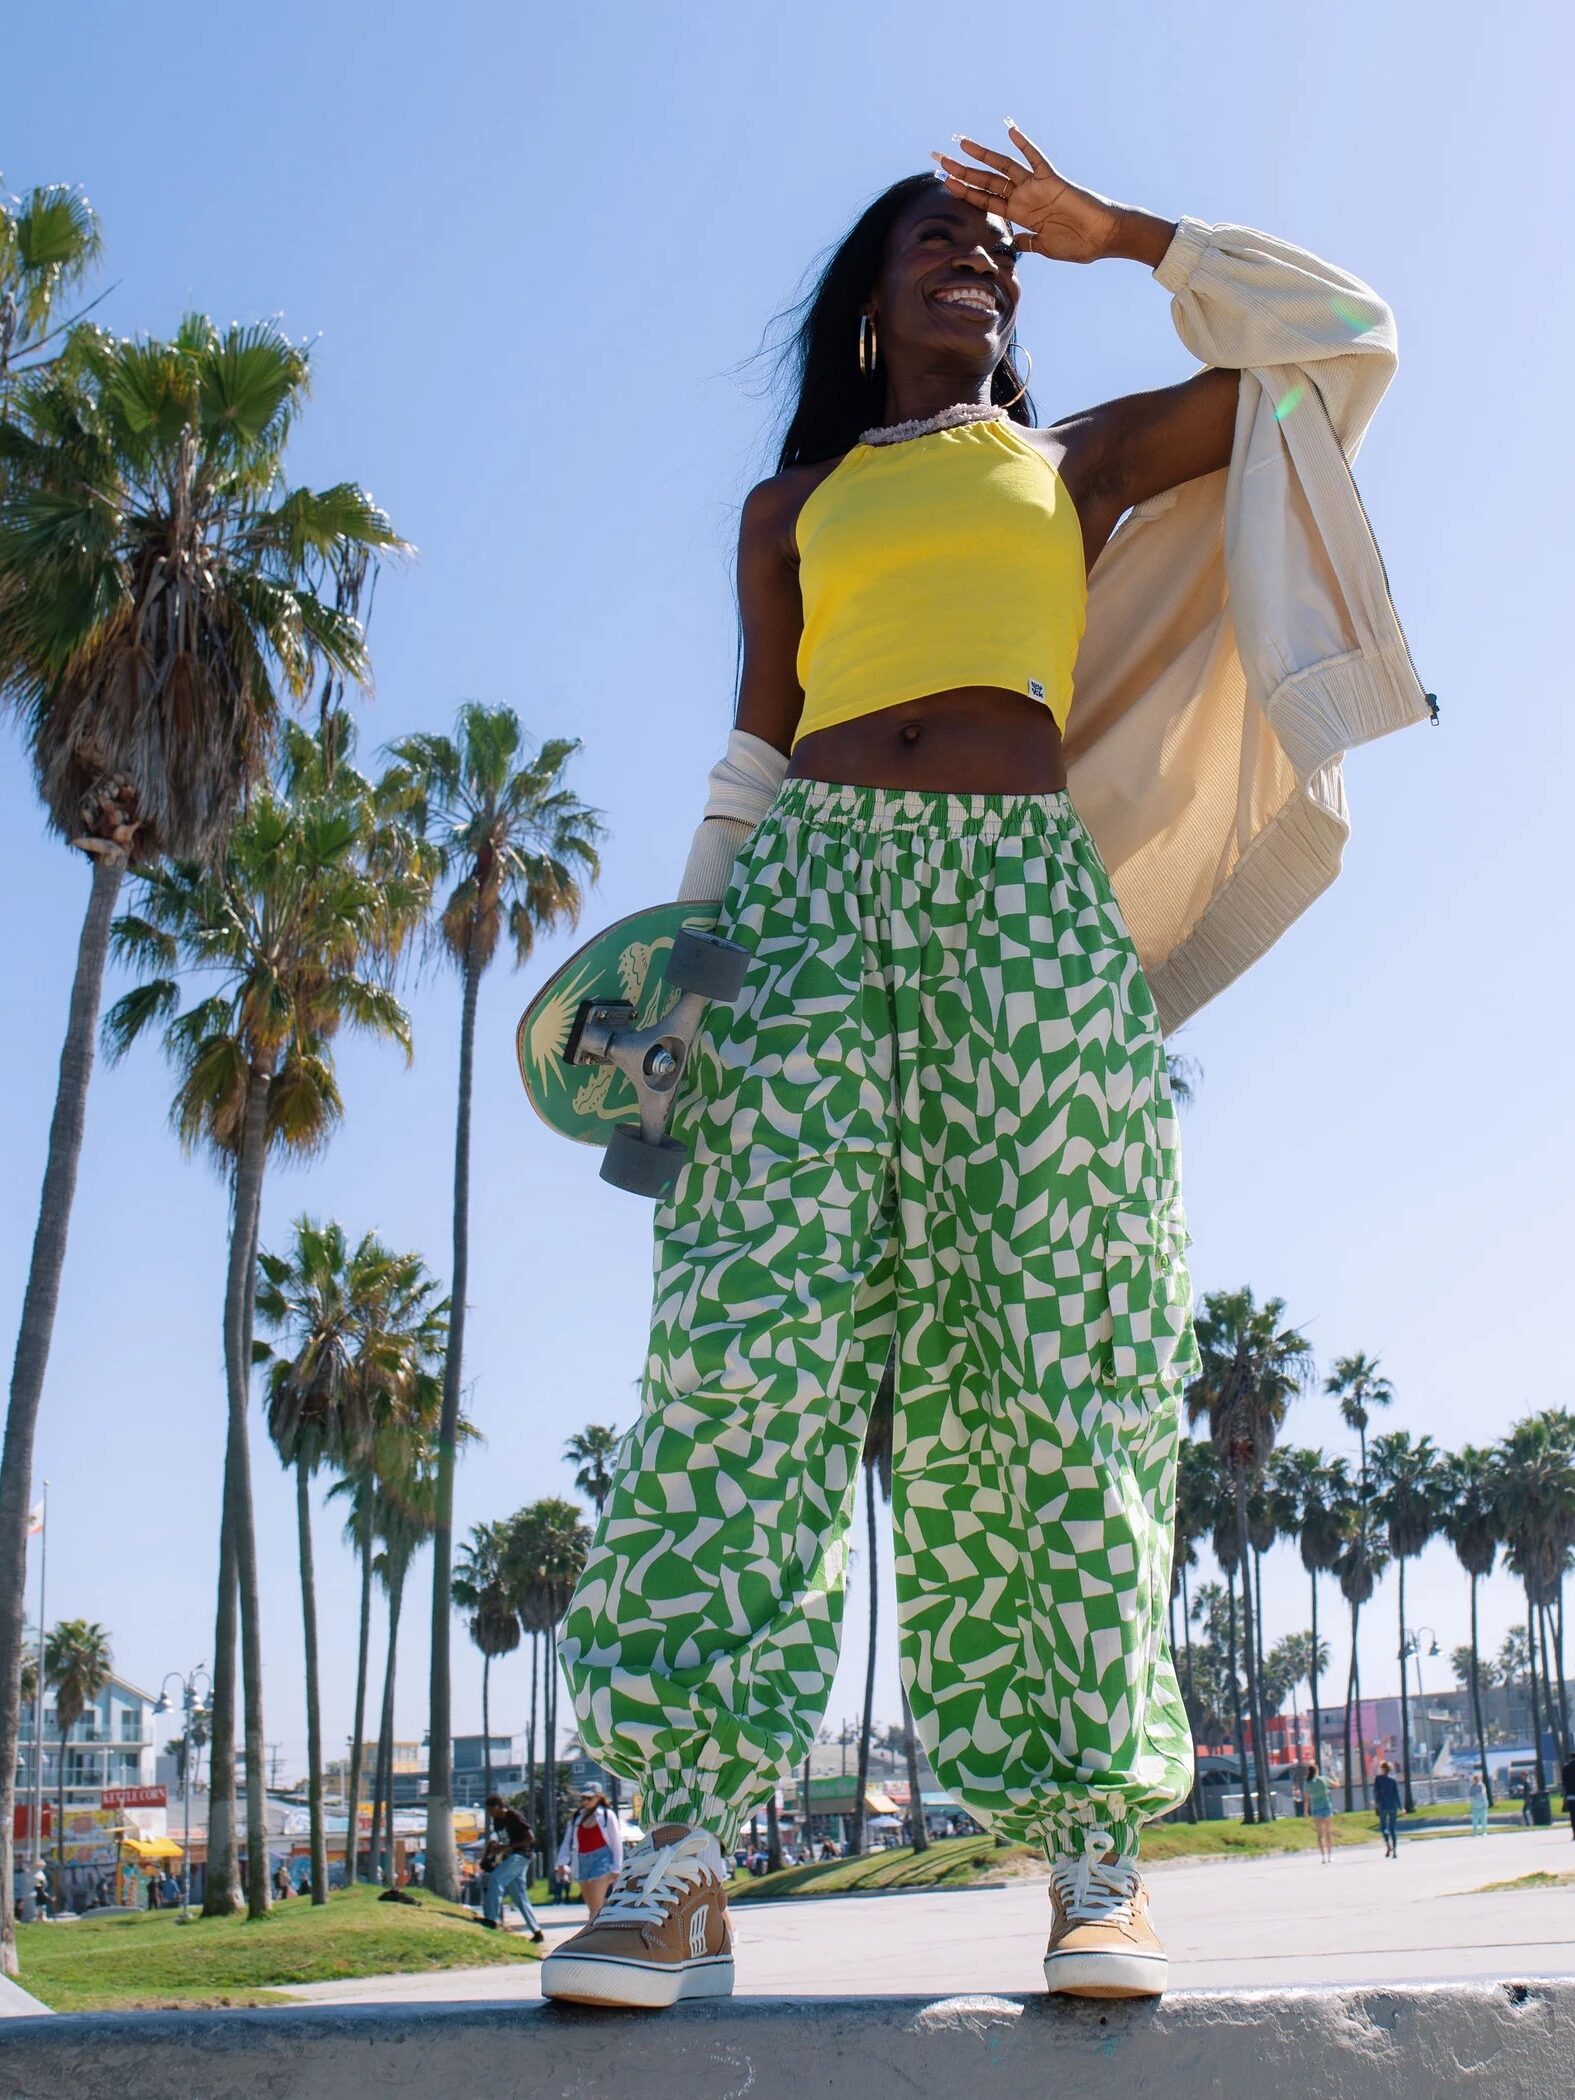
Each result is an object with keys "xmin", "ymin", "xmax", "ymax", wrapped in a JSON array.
[{"xmin": 516, "ymin": 901, "xmax": 725, "ymax": 1146}]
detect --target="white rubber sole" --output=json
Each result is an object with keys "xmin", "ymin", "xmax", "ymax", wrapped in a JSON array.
[
  {"xmin": 1043, "ymin": 1948, "xmax": 1168, "ymax": 1999},
  {"xmin": 540, "ymin": 1950, "xmax": 735, "ymax": 2009}
]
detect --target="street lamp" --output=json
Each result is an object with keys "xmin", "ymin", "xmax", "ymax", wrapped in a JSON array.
[
  {"xmin": 155, "ymin": 1665, "xmax": 212, "ymax": 1920},
  {"xmin": 1399, "ymin": 1628, "xmax": 1440, "ymax": 1806}
]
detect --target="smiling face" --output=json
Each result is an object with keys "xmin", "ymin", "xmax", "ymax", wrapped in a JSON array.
[{"xmin": 867, "ymin": 188, "xmax": 1022, "ymax": 380}]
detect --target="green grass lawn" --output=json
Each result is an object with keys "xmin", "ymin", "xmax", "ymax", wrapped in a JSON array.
[
  {"xmin": 14, "ymin": 1884, "xmax": 537, "ymax": 2013},
  {"xmin": 1459, "ymin": 1870, "xmax": 1575, "ymax": 1895},
  {"xmin": 728, "ymin": 1812, "xmax": 1409, "ymax": 1903}
]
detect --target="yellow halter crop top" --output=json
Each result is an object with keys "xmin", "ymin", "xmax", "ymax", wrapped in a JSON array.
[{"xmin": 792, "ymin": 406, "xmax": 1087, "ymax": 751}]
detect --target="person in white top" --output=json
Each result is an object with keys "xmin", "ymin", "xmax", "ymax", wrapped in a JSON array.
[{"xmin": 557, "ymin": 1786, "xmax": 623, "ymax": 1919}]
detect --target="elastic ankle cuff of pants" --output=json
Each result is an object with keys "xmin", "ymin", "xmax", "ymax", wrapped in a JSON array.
[
  {"xmin": 641, "ymin": 1779, "xmax": 742, "ymax": 1851},
  {"xmin": 1002, "ymin": 1804, "xmax": 1147, "ymax": 1863}
]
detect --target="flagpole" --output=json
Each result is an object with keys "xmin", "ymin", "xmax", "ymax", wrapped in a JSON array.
[{"xmin": 31, "ymin": 1482, "xmax": 48, "ymax": 1875}]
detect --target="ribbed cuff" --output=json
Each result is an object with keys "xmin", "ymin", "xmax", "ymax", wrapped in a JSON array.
[
  {"xmin": 989, "ymin": 1797, "xmax": 1148, "ymax": 1863},
  {"xmin": 1152, "ymin": 213, "xmax": 1213, "ymax": 295},
  {"xmin": 677, "ymin": 815, "xmax": 750, "ymax": 903},
  {"xmin": 640, "ymin": 1780, "xmax": 743, "ymax": 1852}
]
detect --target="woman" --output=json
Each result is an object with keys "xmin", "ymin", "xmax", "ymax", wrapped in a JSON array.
[
  {"xmin": 558, "ymin": 1787, "xmax": 622, "ymax": 1919},
  {"xmin": 1468, "ymin": 1771, "xmax": 1489, "ymax": 1837},
  {"xmin": 1305, "ymin": 1764, "xmax": 1335, "ymax": 1863},
  {"xmin": 548, "ymin": 125, "xmax": 1428, "ymax": 2013}
]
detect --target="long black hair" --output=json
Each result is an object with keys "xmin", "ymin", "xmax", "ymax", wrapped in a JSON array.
[{"xmin": 773, "ymin": 173, "xmax": 1035, "ymax": 471}]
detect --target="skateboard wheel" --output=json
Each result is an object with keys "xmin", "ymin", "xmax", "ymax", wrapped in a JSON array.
[
  {"xmin": 665, "ymin": 929, "xmax": 749, "ymax": 1004},
  {"xmin": 600, "ymin": 1125, "xmax": 688, "ymax": 1197}
]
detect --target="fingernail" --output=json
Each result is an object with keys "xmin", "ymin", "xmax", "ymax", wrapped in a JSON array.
[
  {"xmin": 950, "ymin": 132, "xmax": 964, "ymax": 144},
  {"xmin": 1004, "ymin": 116, "xmax": 1018, "ymax": 129}
]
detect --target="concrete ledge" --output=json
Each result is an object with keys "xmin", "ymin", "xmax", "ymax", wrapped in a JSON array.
[{"xmin": 2, "ymin": 1983, "xmax": 1573, "ymax": 2100}]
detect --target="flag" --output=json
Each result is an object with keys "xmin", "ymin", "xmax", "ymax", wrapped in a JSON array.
[{"xmin": 26, "ymin": 1503, "xmax": 44, "ymax": 1537}]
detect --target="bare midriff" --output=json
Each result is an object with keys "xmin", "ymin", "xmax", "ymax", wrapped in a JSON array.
[{"xmin": 785, "ymin": 686, "xmax": 1068, "ymax": 795}]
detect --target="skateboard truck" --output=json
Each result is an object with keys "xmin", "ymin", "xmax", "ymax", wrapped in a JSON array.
[{"xmin": 561, "ymin": 927, "xmax": 749, "ymax": 1196}]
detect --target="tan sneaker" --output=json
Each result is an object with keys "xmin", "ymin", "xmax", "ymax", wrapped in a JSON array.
[
  {"xmin": 1043, "ymin": 1842, "xmax": 1167, "ymax": 1998},
  {"xmin": 539, "ymin": 1825, "xmax": 734, "ymax": 2008}
]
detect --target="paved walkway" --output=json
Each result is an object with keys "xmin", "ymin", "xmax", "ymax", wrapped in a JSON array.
[{"xmin": 275, "ymin": 1824, "xmax": 1575, "ymax": 2004}]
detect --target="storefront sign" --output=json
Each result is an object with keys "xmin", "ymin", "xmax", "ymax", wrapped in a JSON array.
[{"xmin": 101, "ymin": 1785, "xmax": 168, "ymax": 1810}]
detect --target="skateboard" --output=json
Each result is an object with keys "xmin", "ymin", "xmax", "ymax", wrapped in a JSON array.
[{"xmin": 516, "ymin": 901, "xmax": 749, "ymax": 1196}]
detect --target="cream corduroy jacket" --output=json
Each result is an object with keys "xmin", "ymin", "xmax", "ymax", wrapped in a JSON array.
[
  {"xmin": 1067, "ymin": 214, "xmax": 1433, "ymax": 1031},
  {"xmin": 691, "ymin": 217, "xmax": 1433, "ymax": 1033}
]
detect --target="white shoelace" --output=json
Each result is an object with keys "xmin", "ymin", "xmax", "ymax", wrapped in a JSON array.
[
  {"xmin": 1049, "ymin": 1830, "xmax": 1142, "ymax": 1926},
  {"xmin": 595, "ymin": 1830, "xmax": 721, "ymax": 1928}
]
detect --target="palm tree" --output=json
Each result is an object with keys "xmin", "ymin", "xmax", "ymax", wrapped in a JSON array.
[
  {"xmin": 1325, "ymin": 1353, "xmax": 1393, "ymax": 1503},
  {"xmin": 365, "ymin": 1428, "xmax": 440, "ymax": 1887},
  {"xmin": 1, "ymin": 177, "xmax": 102, "ymax": 388},
  {"xmin": 848, "ymin": 1354, "xmax": 895, "ymax": 1859},
  {"xmin": 1186, "ymin": 1288, "xmax": 1312, "ymax": 1819},
  {"xmin": 1439, "ymin": 1446, "xmax": 1502, "ymax": 1797},
  {"xmin": 255, "ymin": 1218, "xmax": 424, "ymax": 1903},
  {"xmin": 103, "ymin": 720, "xmax": 427, "ymax": 1917},
  {"xmin": 1271, "ymin": 1447, "xmax": 1346, "ymax": 1776},
  {"xmin": 43, "ymin": 1620, "xmax": 111, "ymax": 1875},
  {"xmin": 1334, "ymin": 1491, "xmax": 1390, "ymax": 1810},
  {"xmin": 1371, "ymin": 1431, "xmax": 1440, "ymax": 1812},
  {"xmin": 505, "ymin": 1497, "xmax": 591, "ymax": 1871},
  {"xmin": 381, "ymin": 705, "xmax": 601, "ymax": 1899},
  {"xmin": 330, "ymin": 1243, "xmax": 448, "ymax": 1881},
  {"xmin": 453, "ymin": 1523, "xmax": 521, "ymax": 1803},
  {"xmin": 1498, "ymin": 1413, "xmax": 1575, "ymax": 1783},
  {"xmin": 563, "ymin": 1426, "xmax": 621, "ymax": 1520},
  {"xmin": 0, "ymin": 323, "xmax": 403, "ymax": 1955}
]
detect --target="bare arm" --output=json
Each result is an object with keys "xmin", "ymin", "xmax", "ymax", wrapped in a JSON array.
[{"xmin": 732, "ymin": 475, "xmax": 806, "ymax": 756}]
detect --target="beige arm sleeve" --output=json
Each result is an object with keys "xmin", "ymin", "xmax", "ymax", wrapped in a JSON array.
[{"xmin": 675, "ymin": 730, "xmax": 789, "ymax": 902}]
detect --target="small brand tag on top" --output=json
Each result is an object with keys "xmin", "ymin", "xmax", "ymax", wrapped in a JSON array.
[{"xmin": 1027, "ymin": 677, "xmax": 1046, "ymax": 701}]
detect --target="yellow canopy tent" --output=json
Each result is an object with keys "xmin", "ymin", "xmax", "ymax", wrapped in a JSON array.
[{"xmin": 121, "ymin": 1835, "xmax": 184, "ymax": 1861}]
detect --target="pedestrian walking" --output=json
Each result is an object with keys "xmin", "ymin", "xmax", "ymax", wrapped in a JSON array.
[
  {"xmin": 1561, "ymin": 1751, "xmax": 1575, "ymax": 1842},
  {"xmin": 1304, "ymin": 1764, "xmax": 1335, "ymax": 1863},
  {"xmin": 558, "ymin": 1787, "xmax": 624, "ymax": 1921},
  {"xmin": 480, "ymin": 1794, "xmax": 546, "ymax": 1942},
  {"xmin": 1373, "ymin": 1761, "xmax": 1402, "ymax": 1857},
  {"xmin": 1468, "ymin": 1773, "xmax": 1489, "ymax": 1836}
]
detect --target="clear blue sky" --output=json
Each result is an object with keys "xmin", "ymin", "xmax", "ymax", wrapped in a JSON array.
[{"xmin": 4, "ymin": 1, "xmax": 1570, "ymax": 1784}]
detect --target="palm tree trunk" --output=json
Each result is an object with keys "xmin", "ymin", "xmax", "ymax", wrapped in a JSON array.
[
  {"xmin": 223, "ymin": 1067, "xmax": 273, "ymax": 1920},
  {"xmin": 543, "ymin": 1623, "xmax": 560, "ymax": 1871},
  {"xmin": 1179, "ymin": 1560, "xmax": 1199, "ymax": 1821},
  {"xmin": 1468, "ymin": 1573, "xmax": 1492, "ymax": 1797},
  {"xmin": 1353, "ymin": 1607, "xmax": 1370, "ymax": 1799},
  {"xmin": 1342, "ymin": 1608, "xmax": 1358, "ymax": 1813},
  {"xmin": 1525, "ymin": 1580, "xmax": 1546, "ymax": 1791},
  {"xmin": 1224, "ymin": 1566, "xmax": 1254, "ymax": 1824},
  {"xmin": 1537, "ymin": 1602, "xmax": 1561, "ymax": 1762},
  {"xmin": 203, "ymin": 1449, "xmax": 242, "ymax": 1916},
  {"xmin": 1554, "ymin": 1581, "xmax": 1571, "ymax": 1760},
  {"xmin": 56, "ymin": 1715, "xmax": 73, "ymax": 1881},
  {"xmin": 426, "ymin": 944, "xmax": 482, "ymax": 1901},
  {"xmin": 849, "ymin": 1466, "xmax": 879, "ymax": 1858},
  {"xmin": 1233, "ymin": 1475, "xmax": 1272, "ymax": 1819},
  {"xmin": 344, "ymin": 1503, "xmax": 374, "ymax": 1884},
  {"xmin": 296, "ymin": 1459, "xmax": 328, "ymax": 1904},
  {"xmin": 0, "ymin": 855, "xmax": 123, "ymax": 1976},
  {"xmin": 1308, "ymin": 1572, "xmax": 1322, "ymax": 1775},
  {"xmin": 481, "ymin": 1652, "xmax": 493, "ymax": 1804},
  {"xmin": 766, "ymin": 1789, "xmax": 784, "ymax": 1871},
  {"xmin": 901, "ymin": 1684, "xmax": 928, "ymax": 1854},
  {"xmin": 372, "ymin": 1567, "xmax": 405, "ymax": 1885},
  {"xmin": 526, "ymin": 1630, "xmax": 539, "ymax": 1815},
  {"xmin": 1397, "ymin": 1554, "xmax": 1415, "ymax": 1812}
]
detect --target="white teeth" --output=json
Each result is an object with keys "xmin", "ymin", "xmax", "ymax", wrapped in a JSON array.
[{"xmin": 934, "ymin": 288, "xmax": 995, "ymax": 315}]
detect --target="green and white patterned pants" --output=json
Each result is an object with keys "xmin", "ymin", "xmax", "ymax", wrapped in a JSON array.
[{"xmin": 560, "ymin": 779, "xmax": 1199, "ymax": 1859}]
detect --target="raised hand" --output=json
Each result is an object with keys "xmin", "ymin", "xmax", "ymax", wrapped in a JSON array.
[{"xmin": 931, "ymin": 121, "xmax": 1126, "ymax": 266}]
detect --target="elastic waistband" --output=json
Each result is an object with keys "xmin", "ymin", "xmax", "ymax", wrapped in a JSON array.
[{"xmin": 771, "ymin": 776, "xmax": 1080, "ymax": 840}]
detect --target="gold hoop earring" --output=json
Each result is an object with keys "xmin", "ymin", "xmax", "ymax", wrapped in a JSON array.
[
  {"xmin": 858, "ymin": 313, "xmax": 878, "ymax": 376},
  {"xmin": 997, "ymin": 343, "xmax": 1033, "ymax": 410}
]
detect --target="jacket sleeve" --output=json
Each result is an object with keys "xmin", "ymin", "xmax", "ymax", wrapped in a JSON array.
[
  {"xmin": 604, "ymin": 1809, "xmax": 624, "ymax": 1871},
  {"xmin": 556, "ymin": 1822, "xmax": 574, "ymax": 1872},
  {"xmin": 1153, "ymin": 216, "xmax": 1398, "ymax": 461}
]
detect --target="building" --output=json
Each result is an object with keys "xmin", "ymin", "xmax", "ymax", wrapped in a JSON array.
[{"xmin": 13, "ymin": 1631, "xmax": 158, "ymax": 1834}]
